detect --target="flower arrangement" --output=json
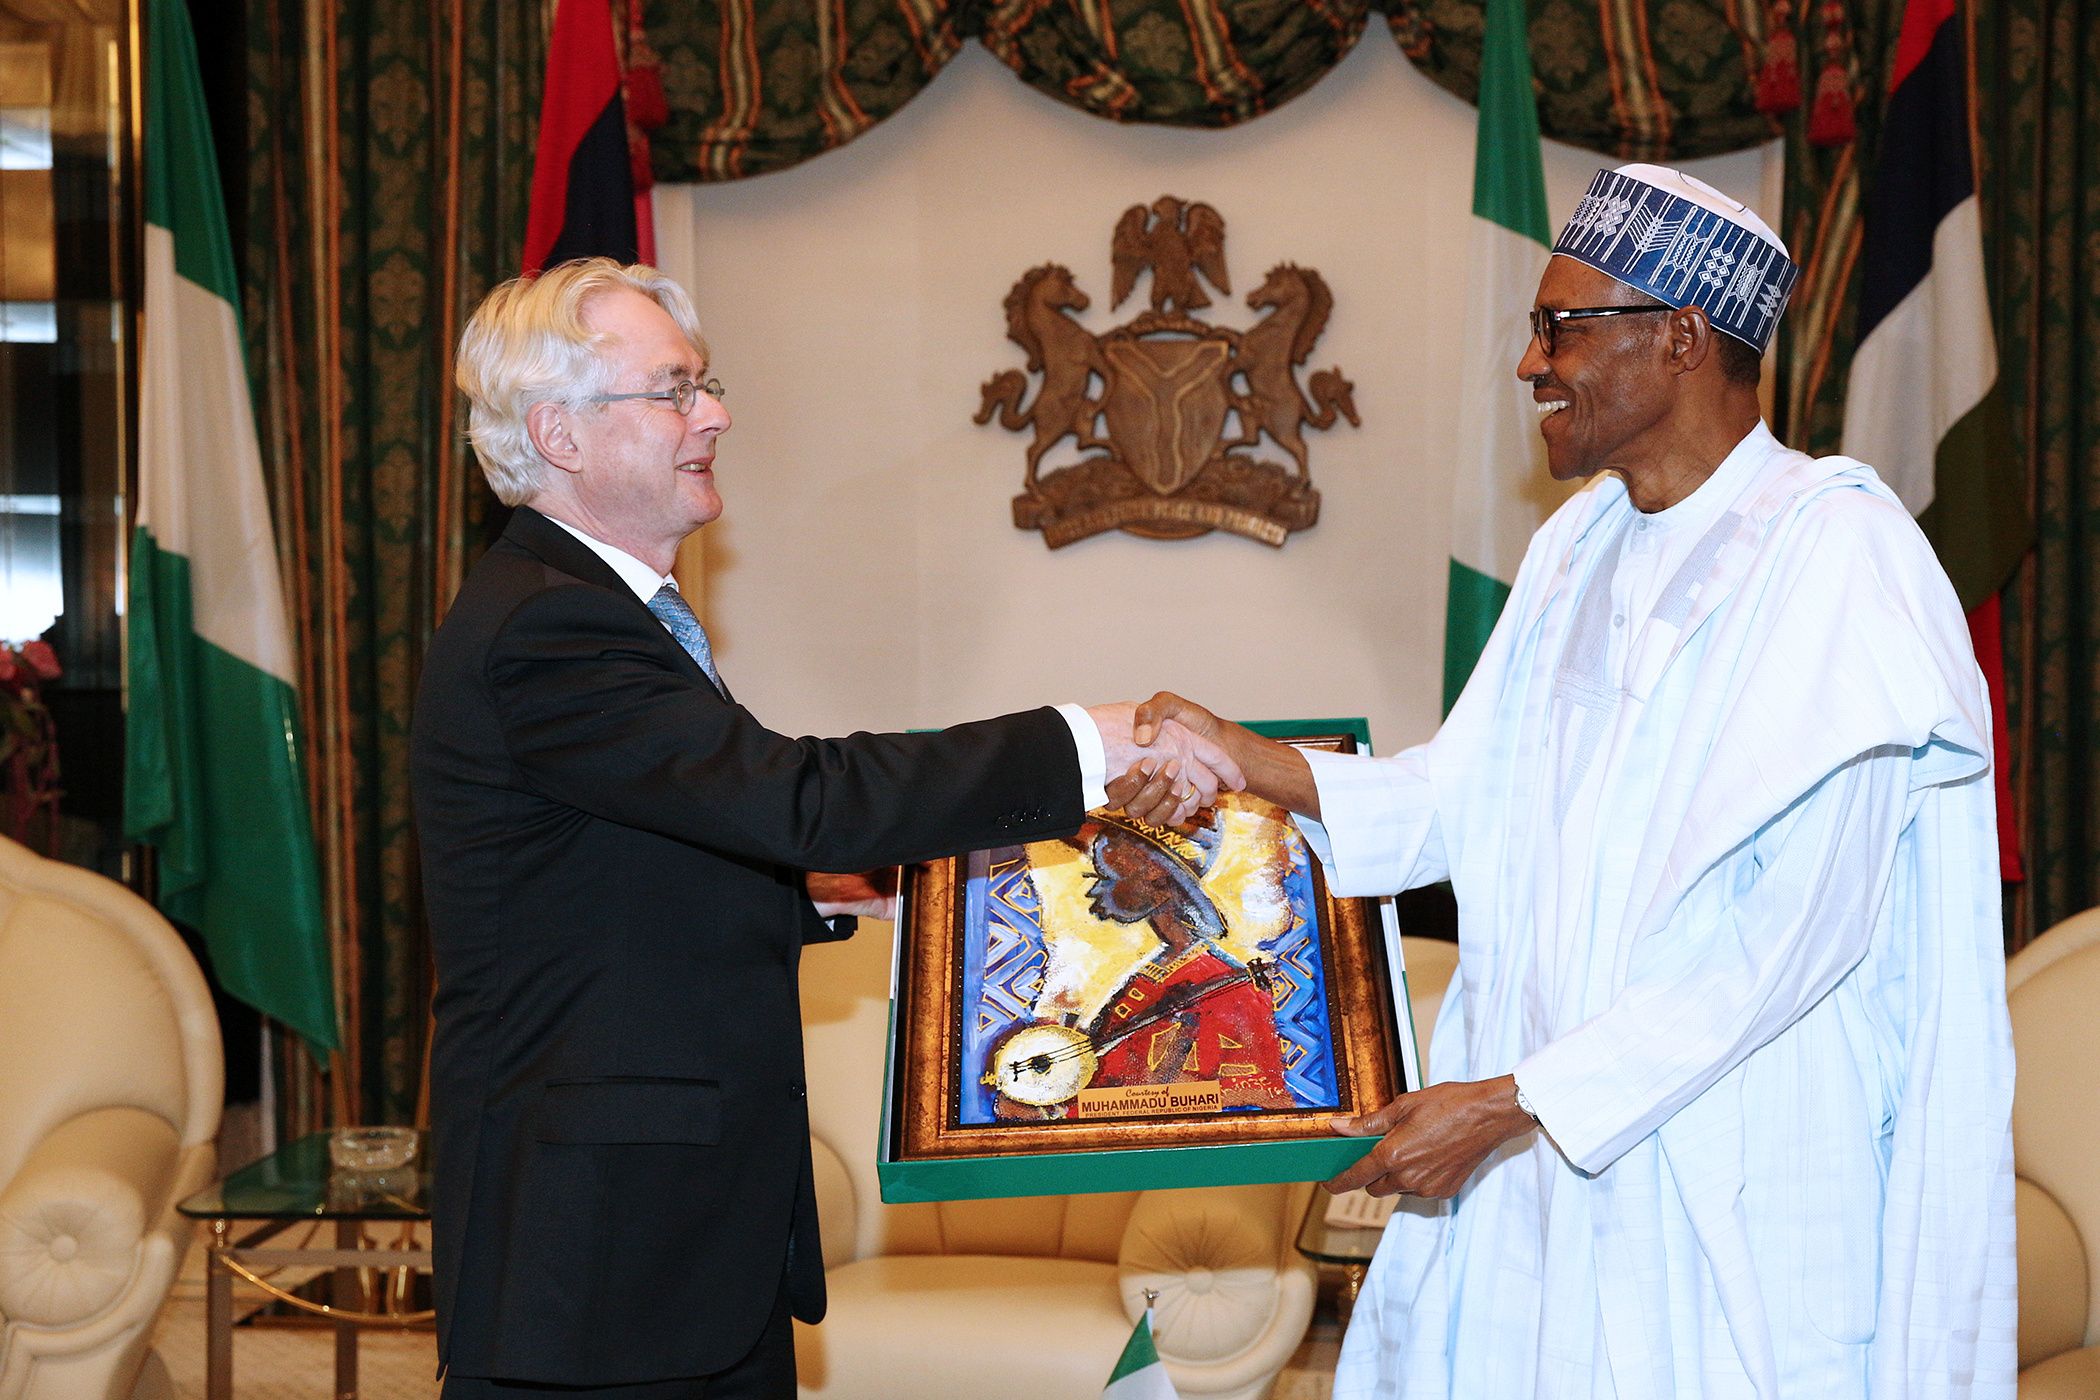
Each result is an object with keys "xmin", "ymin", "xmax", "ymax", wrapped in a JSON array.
[{"xmin": 0, "ymin": 640, "xmax": 61, "ymax": 852}]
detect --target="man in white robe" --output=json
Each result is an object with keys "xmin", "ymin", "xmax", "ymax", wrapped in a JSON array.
[{"xmin": 1112, "ymin": 166, "xmax": 2016, "ymax": 1398}]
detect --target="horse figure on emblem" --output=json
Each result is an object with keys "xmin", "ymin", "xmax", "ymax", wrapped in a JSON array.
[
  {"xmin": 1232, "ymin": 264, "xmax": 1361, "ymax": 481},
  {"xmin": 973, "ymin": 265, "xmax": 1107, "ymax": 492}
]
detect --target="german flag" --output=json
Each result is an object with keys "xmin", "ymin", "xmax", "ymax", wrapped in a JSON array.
[{"xmin": 523, "ymin": 0, "xmax": 651, "ymax": 271}]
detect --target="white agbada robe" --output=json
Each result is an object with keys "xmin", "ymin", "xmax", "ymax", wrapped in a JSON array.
[{"xmin": 1299, "ymin": 423, "xmax": 2016, "ymax": 1399}]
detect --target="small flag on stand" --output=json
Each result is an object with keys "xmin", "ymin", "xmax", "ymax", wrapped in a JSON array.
[{"xmin": 1103, "ymin": 1297, "xmax": 1179, "ymax": 1400}]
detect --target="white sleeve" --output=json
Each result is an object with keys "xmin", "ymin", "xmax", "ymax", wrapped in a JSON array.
[
  {"xmin": 1288, "ymin": 745, "xmax": 1448, "ymax": 898},
  {"xmin": 1053, "ymin": 703, "xmax": 1108, "ymax": 810},
  {"xmin": 1515, "ymin": 744, "xmax": 1912, "ymax": 1172}
]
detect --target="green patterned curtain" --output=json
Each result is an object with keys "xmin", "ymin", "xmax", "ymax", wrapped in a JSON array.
[
  {"xmin": 1380, "ymin": 0, "xmax": 1780, "ymax": 160},
  {"xmin": 1981, "ymin": 0, "xmax": 2099, "ymax": 944},
  {"xmin": 244, "ymin": 0, "xmax": 544, "ymax": 1127},
  {"xmin": 651, "ymin": 0, "xmax": 969, "ymax": 180},
  {"xmin": 975, "ymin": 0, "xmax": 1366, "ymax": 126},
  {"xmin": 644, "ymin": 0, "xmax": 1779, "ymax": 183}
]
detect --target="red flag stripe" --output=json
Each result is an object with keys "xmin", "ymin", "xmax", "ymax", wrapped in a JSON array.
[
  {"xmin": 524, "ymin": 0, "xmax": 625, "ymax": 273},
  {"xmin": 1888, "ymin": 0, "xmax": 1954, "ymax": 93}
]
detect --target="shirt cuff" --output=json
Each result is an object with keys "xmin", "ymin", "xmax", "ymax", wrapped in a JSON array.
[
  {"xmin": 1285, "ymin": 745, "xmax": 1445, "ymax": 899},
  {"xmin": 1509, "ymin": 1044, "xmax": 1594, "ymax": 1169},
  {"xmin": 1290, "ymin": 811, "xmax": 1337, "ymax": 868},
  {"xmin": 1055, "ymin": 703, "xmax": 1109, "ymax": 811}
]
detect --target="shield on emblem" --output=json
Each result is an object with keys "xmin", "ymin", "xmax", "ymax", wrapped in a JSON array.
[{"xmin": 1100, "ymin": 336, "xmax": 1232, "ymax": 495}]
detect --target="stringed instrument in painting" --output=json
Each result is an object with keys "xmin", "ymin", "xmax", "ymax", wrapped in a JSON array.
[{"xmin": 981, "ymin": 959, "xmax": 1274, "ymax": 1108}]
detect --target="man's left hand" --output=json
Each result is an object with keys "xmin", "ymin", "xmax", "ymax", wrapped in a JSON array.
[
  {"xmin": 808, "ymin": 868, "xmax": 900, "ymax": 921},
  {"xmin": 1323, "ymin": 1074, "xmax": 1536, "ymax": 1199}
]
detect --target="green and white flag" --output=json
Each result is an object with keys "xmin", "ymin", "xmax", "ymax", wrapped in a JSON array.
[
  {"xmin": 126, "ymin": 0, "xmax": 336, "ymax": 1053},
  {"xmin": 1102, "ymin": 1307, "xmax": 1178, "ymax": 1400},
  {"xmin": 1442, "ymin": 0, "xmax": 1571, "ymax": 713}
]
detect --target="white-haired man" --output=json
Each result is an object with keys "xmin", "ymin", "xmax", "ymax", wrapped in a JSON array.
[
  {"xmin": 1120, "ymin": 167, "xmax": 2016, "ymax": 1396},
  {"xmin": 411, "ymin": 259, "xmax": 1228, "ymax": 1400}
]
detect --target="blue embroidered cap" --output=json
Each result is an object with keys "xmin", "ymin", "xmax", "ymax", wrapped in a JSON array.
[{"xmin": 1553, "ymin": 164, "xmax": 1799, "ymax": 354}]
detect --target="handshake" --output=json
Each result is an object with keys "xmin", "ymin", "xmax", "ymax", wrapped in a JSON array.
[
  {"xmin": 1087, "ymin": 692, "xmax": 1245, "ymax": 828},
  {"xmin": 811, "ymin": 692, "xmax": 1303, "ymax": 920}
]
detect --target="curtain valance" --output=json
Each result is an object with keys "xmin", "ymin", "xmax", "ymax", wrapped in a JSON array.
[{"xmin": 645, "ymin": 0, "xmax": 1785, "ymax": 184}]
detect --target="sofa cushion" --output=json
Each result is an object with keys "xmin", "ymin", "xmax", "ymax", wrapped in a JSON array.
[{"xmin": 795, "ymin": 1254, "xmax": 1128, "ymax": 1399}]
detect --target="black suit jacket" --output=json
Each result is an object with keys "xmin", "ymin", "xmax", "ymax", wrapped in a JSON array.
[{"xmin": 409, "ymin": 507, "xmax": 1082, "ymax": 1384}]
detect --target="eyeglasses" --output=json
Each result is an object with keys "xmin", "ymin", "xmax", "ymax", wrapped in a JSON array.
[
  {"xmin": 588, "ymin": 377, "xmax": 725, "ymax": 416},
  {"xmin": 1528, "ymin": 305, "xmax": 1671, "ymax": 357}
]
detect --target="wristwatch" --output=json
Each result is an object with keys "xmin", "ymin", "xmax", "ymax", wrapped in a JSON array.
[{"xmin": 1512, "ymin": 1079, "xmax": 1540, "ymax": 1123}]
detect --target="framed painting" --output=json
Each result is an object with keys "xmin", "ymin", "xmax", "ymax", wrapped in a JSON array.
[{"xmin": 877, "ymin": 720, "xmax": 1425, "ymax": 1202}]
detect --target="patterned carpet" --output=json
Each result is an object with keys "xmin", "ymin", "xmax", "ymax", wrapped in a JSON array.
[
  {"xmin": 149, "ymin": 1224, "xmax": 1342, "ymax": 1400},
  {"xmin": 151, "ymin": 1225, "xmax": 442, "ymax": 1400}
]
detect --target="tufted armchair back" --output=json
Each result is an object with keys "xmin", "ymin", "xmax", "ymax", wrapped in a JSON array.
[
  {"xmin": 2008, "ymin": 909, "xmax": 2100, "ymax": 1395},
  {"xmin": 0, "ymin": 839, "xmax": 221, "ymax": 1187},
  {"xmin": 0, "ymin": 835, "xmax": 223, "ymax": 1400}
]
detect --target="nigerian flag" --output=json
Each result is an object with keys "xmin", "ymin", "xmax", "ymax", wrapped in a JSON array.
[
  {"xmin": 1442, "ymin": 0, "xmax": 1571, "ymax": 712},
  {"xmin": 126, "ymin": 0, "xmax": 337, "ymax": 1053},
  {"xmin": 1102, "ymin": 1308, "xmax": 1178, "ymax": 1400}
]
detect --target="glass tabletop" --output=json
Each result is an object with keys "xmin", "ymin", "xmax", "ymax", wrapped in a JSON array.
[
  {"xmin": 1294, "ymin": 1190, "xmax": 1389, "ymax": 1266},
  {"xmin": 179, "ymin": 1131, "xmax": 430, "ymax": 1221}
]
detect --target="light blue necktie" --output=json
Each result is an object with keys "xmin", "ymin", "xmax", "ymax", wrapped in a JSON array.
[{"xmin": 647, "ymin": 582, "xmax": 728, "ymax": 699}]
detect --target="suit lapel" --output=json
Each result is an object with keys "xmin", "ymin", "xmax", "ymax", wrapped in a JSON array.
[{"xmin": 503, "ymin": 506, "xmax": 734, "ymax": 703}]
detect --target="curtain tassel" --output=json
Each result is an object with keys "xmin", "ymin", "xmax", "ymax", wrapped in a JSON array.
[
  {"xmin": 1806, "ymin": 0, "xmax": 1855, "ymax": 146},
  {"xmin": 622, "ymin": 0, "xmax": 667, "ymax": 192},
  {"xmin": 1754, "ymin": 0, "xmax": 1801, "ymax": 115},
  {"xmin": 1756, "ymin": 30, "xmax": 1802, "ymax": 114},
  {"xmin": 1807, "ymin": 60, "xmax": 1856, "ymax": 144},
  {"xmin": 625, "ymin": 63, "xmax": 669, "ymax": 131}
]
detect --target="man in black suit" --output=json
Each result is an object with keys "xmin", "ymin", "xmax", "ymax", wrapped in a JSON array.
[{"xmin": 411, "ymin": 259, "xmax": 1230, "ymax": 1400}]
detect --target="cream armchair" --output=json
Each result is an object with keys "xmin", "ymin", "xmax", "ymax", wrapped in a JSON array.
[
  {"xmin": 2009, "ymin": 908, "xmax": 2100, "ymax": 1396},
  {"xmin": 793, "ymin": 927, "xmax": 1459, "ymax": 1400},
  {"xmin": 0, "ymin": 836, "xmax": 223, "ymax": 1400}
]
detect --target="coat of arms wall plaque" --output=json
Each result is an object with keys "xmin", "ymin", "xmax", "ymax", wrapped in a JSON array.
[{"xmin": 975, "ymin": 198, "xmax": 1360, "ymax": 549}]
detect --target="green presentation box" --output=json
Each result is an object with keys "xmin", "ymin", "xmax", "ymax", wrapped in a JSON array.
[{"xmin": 877, "ymin": 718, "xmax": 1431, "ymax": 1203}]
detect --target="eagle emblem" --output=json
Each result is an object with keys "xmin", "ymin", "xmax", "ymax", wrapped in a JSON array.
[
  {"xmin": 976, "ymin": 198, "xmax": 1359, "ymax": 548},
  {"xmin": 1112, "ymin": 197, "xmax": 1229, "ymax": 314}
]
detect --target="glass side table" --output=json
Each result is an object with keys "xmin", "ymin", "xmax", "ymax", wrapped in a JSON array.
[
  {"xmin": 178, "ymin": 1132, "xmax": 432, "ymax": 1400},
  {"xmin": 1293, "ymin": 1191, "xmax": 1391, "ymax": 1328}
]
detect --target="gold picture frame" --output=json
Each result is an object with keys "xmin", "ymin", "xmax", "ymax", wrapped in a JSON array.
[{"xmin": 878, "ymin": 723, "xmax": 1418, "ymax": 1201}]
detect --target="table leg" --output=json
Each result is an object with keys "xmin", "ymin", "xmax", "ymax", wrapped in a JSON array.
[
  {"xmin": 206, "ymin": 1222, "xmax": 232, "ymax": 1400},
  {"xmin": 334, "ymin": 1219, "xmax": 359, "ymax": 1400}
]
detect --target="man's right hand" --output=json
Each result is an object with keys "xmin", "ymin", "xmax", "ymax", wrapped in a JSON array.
[
  {"xmin": 1086, "ymin": 703, "xmax": 1245, "ymax": 825},
  {"xmin": 1122, "ymin": 691, "xmax": 1322, "ymax": 820}
]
